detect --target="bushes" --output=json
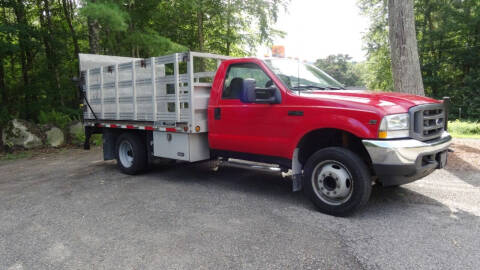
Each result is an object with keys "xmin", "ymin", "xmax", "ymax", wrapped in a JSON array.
[
  {"xmin": 71, "ymin": 128, "xmax": 102, "ymax": 147},
  {"xmin": 38, "ymin": 110, "xmax": 74, "ymax": 130},
  {"xmin": 448, "ymin": 120, "xmax": 480, "ymax": 138}
]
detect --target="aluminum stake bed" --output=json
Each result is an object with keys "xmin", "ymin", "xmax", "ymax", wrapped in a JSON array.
[{"xmin": 80, "ymin": 52, "xmax": 232, "ymax": 162}]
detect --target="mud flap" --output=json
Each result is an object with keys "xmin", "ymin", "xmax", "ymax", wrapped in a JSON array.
[
  {"xmin": 84, "ymin": 126, "xmax": 92, "ymax": 150},
  {"xmin": 292, "ymin": 174, "xmax": 303, "ymax": 192},
  {"xmin": 102, "ymin": 129, "xmax": 117, "ymax": 160},
  {"xmin": 292, "ymin": 148, "xmax": 303, "ymax": 192},
  {"xmin": 437, "ymin": 150, "xmax": 448, "ymax": 169}
]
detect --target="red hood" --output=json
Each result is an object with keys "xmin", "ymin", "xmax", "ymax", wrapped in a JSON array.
[{"xmin": 298, "ymin": 90, "xmax": 441, "ymax": 115}]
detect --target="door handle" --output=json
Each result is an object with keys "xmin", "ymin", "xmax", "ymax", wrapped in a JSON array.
[
  {"xmin": 214, "ymin": 108, "xmax": 221, "ymax": 120},
  {"xmin": 288, "ymin": 110, "xmax": 303, "ymax": 116}
]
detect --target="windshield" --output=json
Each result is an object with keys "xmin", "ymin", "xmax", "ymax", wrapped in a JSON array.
[{"xmin": 264, "ymin": 59, "xmax": 344, "ymax": 90}]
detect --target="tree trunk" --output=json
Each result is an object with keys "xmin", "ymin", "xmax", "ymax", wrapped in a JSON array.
[
  {"xmin": 61, "ymin": 0, "xmax": 80, "ymax": 59},
  {"xmin": 0, "ymin": 7, "xmax": 6, "ymax": 105},
  {"xmin": 88, "ymin": 0, "xmax": 100, "ymax": 54},
  {"xmin": 462, "ymin": 4, "xmax": 471, "ymax": 76},
  {"xmin": 13, "ymin": 0, "xmax": 35, "ymax": 118},
  {"xmin": 197, "ymin": 0, "xmax": 204, "ymax": 52},
  {"xmin": 38, "ymin": 0, "xmax": 64, "ymax": 106},
  {"xmin": 13, "ymin": 0, "xmax": 30, "ymax": 86},
  {"xmin": 422, "ymin": 0, "xmax": 435, "ymax": 95},
  {"xmin": 225, "ymin": 0, "xmax": 232, "ymax": 55},
  {"xmin": 10, "ymin": 56, "xmax": 15, "ymax": 82},
  {"xmin": 0, "ymin": 58, "xmax": 5, "ymax": 104},
  {"xmin": 388, "ymin": 0, "xmax": 425, "ymax": 95},
  {"xmin": 196, "ymin": 1, "xmax": 206, "ymax": 71}
]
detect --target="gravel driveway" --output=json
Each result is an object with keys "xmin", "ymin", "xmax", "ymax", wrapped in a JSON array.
[{"xmin": 0, "ymin": 139, "xmax": 479, "ymax": 270}]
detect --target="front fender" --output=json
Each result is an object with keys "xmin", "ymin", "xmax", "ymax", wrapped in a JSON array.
[{"xmin": 288, "ymin": 111, "xmax": 379, "ymax": 158}]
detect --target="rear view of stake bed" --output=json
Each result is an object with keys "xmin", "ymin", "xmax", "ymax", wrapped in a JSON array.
[{"xmin": 80, "ymin": 51, "xmax": 452, "ymax": 216}]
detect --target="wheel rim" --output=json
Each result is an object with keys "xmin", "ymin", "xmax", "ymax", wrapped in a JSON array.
[
  {"xmin": 311, "ymin": 160, "xmax": 353, "ymax": 206},
  {"xmin": 119, "ymin": 140, "xmax": 134, "ymax": 168}
]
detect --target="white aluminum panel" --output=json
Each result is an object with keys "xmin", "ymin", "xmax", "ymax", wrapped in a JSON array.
[
  {"xmin": 153, "ymin": 132, "xmax": 209, "ymax": 162},
  {"xmin": 188, "ymin": 133, "xmax": 210, "ymax": 161},
  {"xmin": 153, "ymin": 132, "xmax": 190, "ymax": 161},
  {"xmin": 82, "ymin": 52, "xmax": 223, "ymax": 129},
  {"xmin": 79, "ymin": 53, "xmax": 140, "ymax": 71}
]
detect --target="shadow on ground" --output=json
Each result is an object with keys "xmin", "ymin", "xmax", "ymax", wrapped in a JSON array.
[
  {"xmin": 1, "ymin": 150, "xmax": 479, "ymax": 269},
  {"xmin": 131, "ymin": 160, "xmax": 478, "ymax": 221},
  {"xmin": 445, "ymin": 144, "xmax": 480, "ymax": 187}
]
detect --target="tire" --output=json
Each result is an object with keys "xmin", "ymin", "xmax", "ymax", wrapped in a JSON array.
[
  {"xmin": 115, "ymin": 133, "xmax": 147, "ymax": 175},
  {"xmin": 303, "ymin": 147, "xmax": 372, "ymax": 216}
]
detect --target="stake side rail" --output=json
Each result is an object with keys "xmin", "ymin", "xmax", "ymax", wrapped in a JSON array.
[
  {"xmin": 84, "ymin": 120, "xmax": 186, "ymax": 133},
  {"xmin": 82, "ymin": 51, "xmax": 232, "ymax": 133}
]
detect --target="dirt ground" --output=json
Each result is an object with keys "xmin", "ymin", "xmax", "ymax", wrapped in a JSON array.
[
  {"xmin": 447, "ymin": 138, "xmax": 480, "ymax": 170},
  {"xmin": 0, "ymin": 138, "xmax": 479, "ymax": 269}
]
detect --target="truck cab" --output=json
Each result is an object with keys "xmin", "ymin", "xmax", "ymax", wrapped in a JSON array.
[
  {"xmin": 81, "ymin": 52, "xmax": 452, "ymax": 216},
  {"xmin": 207, "ymin": 57, "xmax": 451, "ymax": 215}
]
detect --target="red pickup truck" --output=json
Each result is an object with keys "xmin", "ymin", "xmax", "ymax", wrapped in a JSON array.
[{"xmin": 80, "ymin": 52, "xmax": 452, "ymax": 216}]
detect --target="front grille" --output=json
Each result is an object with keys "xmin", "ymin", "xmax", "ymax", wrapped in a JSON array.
[{"xmin": 410, "ymin": 103, "xmax": 445, "ymax": 141}]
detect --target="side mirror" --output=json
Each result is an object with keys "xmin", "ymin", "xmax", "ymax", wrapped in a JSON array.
[
  {"xmin": 240, "ymin": 78, "xmax": 281, "ymax": 104},
  {"xmin": 239, "ymin": 78, "xmax": 257, "ymax": 103}
]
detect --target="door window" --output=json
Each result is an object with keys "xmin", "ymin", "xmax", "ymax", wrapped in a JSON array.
[{"xmin": 222, "ymin": 63, "xmax": 271, "ymax": 99}]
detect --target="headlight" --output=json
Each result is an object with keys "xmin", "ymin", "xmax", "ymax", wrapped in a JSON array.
[{"xmin": 378, "ymin": 113, "xmax": 409, "ymax": 139}]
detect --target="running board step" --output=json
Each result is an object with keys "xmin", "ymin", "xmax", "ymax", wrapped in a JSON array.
[{"xmin": 220, "ymin": 158, "xmax": 283, "ymax": 173}]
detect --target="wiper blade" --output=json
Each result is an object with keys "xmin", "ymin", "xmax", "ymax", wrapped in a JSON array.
[
  {"xmin": 291, "ymin": 85, "xmax": 326, "ymax": 90},
  {"xmin": 324, "ymin": 86, "xmax": 345, "ymax": 90}
]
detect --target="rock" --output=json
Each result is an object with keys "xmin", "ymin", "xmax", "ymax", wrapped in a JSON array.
[
  {"xmin": 69, "ymin": 122, "xmax": 83, "ymax": 137},
  {"xmin": 2, "ymin": 119, "xmax": 43, "ymax": 149},
  {"xmin": 45, "ymin": 127, "xmax": 64, "ymax": 147},
  {"xmin": 69, "ymin": 121, "xmax": 84, "ymax": 144}
]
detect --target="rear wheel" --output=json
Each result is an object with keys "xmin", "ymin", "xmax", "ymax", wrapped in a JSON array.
[
  {"xmin": 115, "ymin": 133, "xmax": 147, "ymax": 175},
  {"xmin": 303, "ymin": 147, "xmax": 371, "ymax": 216}
]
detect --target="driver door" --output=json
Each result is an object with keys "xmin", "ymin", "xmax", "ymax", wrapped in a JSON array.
[{"xmin": 210, "ymin": 62, "xmax": 290, "ymax": 159}]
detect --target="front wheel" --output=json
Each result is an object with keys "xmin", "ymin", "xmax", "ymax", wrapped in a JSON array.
[{"xmin": 303, "ymin": 147, "xmax": 372, "ymax": 216}]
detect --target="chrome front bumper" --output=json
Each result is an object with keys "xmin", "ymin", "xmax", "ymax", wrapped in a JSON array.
[
  {"xmin": 362, "ymin": 131, "xmax": 452, "ymax": 186},
  {"xmin": 363, "ymin": 131, "xmax": 452, "ymax": 165}
]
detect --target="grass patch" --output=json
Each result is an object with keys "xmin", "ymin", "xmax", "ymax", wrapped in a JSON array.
[
  {"xmin": 448, "ymin": 120, "xmax": 480, "ymax": 139},
  {"xmin": 0, "ymin": 146, "xmax": 84, "ymax": 163},
  {"xmin": 91, "ymin": 134, "xmax": 103, "ymax": 146},
  {"xmin": 449, "ymin": 133, "xmax": 480, "ymax": 139},
  {"xmin": 0, "ymin": 151, "xmax": 32, "ymax": 161},
  {"xmin": 72, "ymin": 133, "xmax": 102, "ymax": 146}
]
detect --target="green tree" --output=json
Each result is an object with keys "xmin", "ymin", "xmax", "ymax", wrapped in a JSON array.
[
  {"xmin": 359, "ymin": 0, "xmax": 480, "ymax": 119},
  {"xmin": 80, "ymin": 0, "xmax": 287, "ymax": 57},
  {"xmin": 358, "ymin": 0, "xmax": 393, "ymax": 91},
  {"xmin": 0, "ymin": 0, "xmax": 289, "ymax": 132},
  {"xmin": 314, "ymin": 54, "xmax": 365, "ymax": 87}
]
